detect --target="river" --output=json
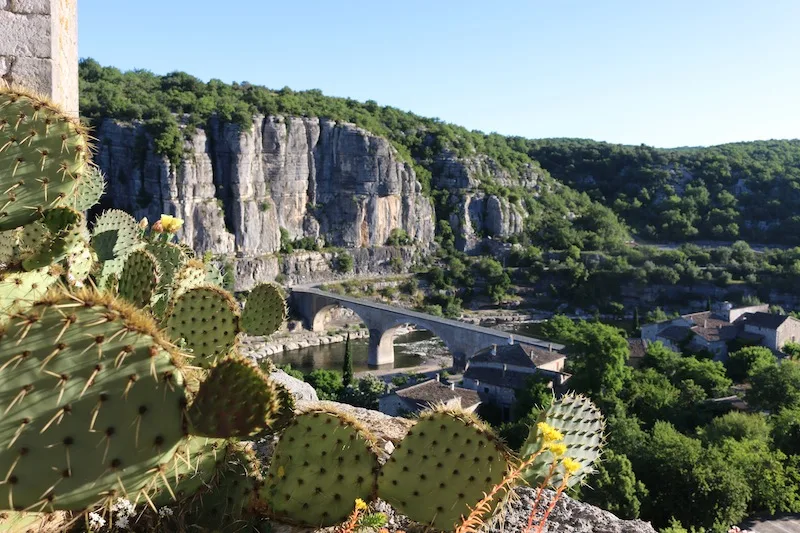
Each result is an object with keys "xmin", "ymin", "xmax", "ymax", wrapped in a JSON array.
[{"xmin": 269, "ymin": 322, "xmax": 544, "ymax": 373}]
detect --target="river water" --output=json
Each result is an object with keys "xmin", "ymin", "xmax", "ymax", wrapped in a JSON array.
[{"xmin": 270, "ymin": 322, "xmax": 542, "ymax": 373}]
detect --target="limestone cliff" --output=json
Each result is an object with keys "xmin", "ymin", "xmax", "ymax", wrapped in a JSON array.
[
  {"xmin": 93, "ymin": 116, "xmax": 435, "ymax": 255},
  {"xmin": 432, "ymin": 150, "xmax": 545, "ymax": 251}
]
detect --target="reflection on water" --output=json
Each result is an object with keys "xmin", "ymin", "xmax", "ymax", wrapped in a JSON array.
[{"xmin": 270, "ymin": 330, "xmax": 450, "ymax": 373}]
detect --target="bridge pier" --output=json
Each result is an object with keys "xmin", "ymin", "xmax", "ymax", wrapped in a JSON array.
[{"xmin": 368, "ymin": 329, "xmax": 394, "ymax": 367}]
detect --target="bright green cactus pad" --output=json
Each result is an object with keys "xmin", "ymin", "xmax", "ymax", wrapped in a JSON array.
[
  {"xmin": 0, "ymin": 89, "xmax": 90, "ymax": 231},
  {"xmin": 0, "ymin": 230, "xmax": 17, "ymax": 264},
  {"xmin": 20, "ymin": 207, "xmax": 84, "ymax": 271},
  {"xmin": 172, "ymin": 259, "xmax": 207, "ymax": 299},
  {"xmin": 118, "ymin": 249, "xmax": 159, "ymax": 308},
  {"xmin": 204, "ymin": 262, "xmax": 223, "ymax": 287},
  {"xmin": 0, "ymin": 265, "xmax": 60, "ymax": 318},
  {"xmin": 519, "ymin": 393, "xmax": 605, "ymax": 489},
  {"xmin": 152, "ymin": 436, "xmax": 226, "ymax": 507},
  {"xmin": 241, "ymin": 283, "xmax": 286, "ymax": 337},
  {"xmin": 164, "ymin": 285, "xmax": 240, "ymax": 367},
  {"xmin": 146, "ymin": 242, "xmax": 187, "ymax": 291},
  {"xmin": 64, "ymin": 237, "xmax": 95, "ymax": 287},
  {"xmin": 378, "ymin": 409, "xmax": 511, "ymax": 532},
  {"xmin": 188, "ymin": 356, "xmax": 280, "ymax": 438},
  {"xmin": 262, "ymin": 409, "xmax": 380, "ymax": 527},
  {"xmin": 69, "ymin": 165, "xmax": 105, "ymax": 212},
  {"xmin": 91, "ymin": 209, "xmax": 143, "ymax": 285},
  {"xmin": 0, "ymin": 289, "xmax": 189, "ymax": 511},
  {"xmin": 0, "ymin": 510, "xmax": 65, "ymax": 532}
]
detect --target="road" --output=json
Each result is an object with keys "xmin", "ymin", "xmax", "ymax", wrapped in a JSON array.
[{"xmin": 742, "ymin": 515, "xmax": 800, "ymax": 533}]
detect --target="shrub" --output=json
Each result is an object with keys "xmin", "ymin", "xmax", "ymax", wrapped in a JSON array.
[{"xmin": 336, "ymin": 252, "xmax": 354, "ymax": 273}]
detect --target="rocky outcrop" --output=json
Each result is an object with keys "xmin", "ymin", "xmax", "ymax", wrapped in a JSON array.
[
  {"xmin": 232, "ymin": 246, "xmax": 416, "ymax": 291},
  {"xmin": 93, "ymin": 116, "xmax": 435, "ymax": 255},
  {"xmin": 433, "ymin": 151, "xmax": 544, "ymax": 251}
]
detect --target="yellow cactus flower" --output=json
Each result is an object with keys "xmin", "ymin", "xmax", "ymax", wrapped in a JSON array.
[
  {"xmin": 537, "ymin": 422, "xmax": 564, "ymax": 443},
  {"xmin": 277, "ymin": 466, "xmax": 286, "ymax": 479},
  {"xmin": 546, "ymin": 442, "xmax": 567, "ymax": 457},
  {"xmin": 354, "ymin": 498, "xmax": 368, "ymax": 511},
  {"xmin": 160, "ymin": 214, "xmax": 184, "ymax": 233},
  {"xmin": 562, "ymin": 457, "xmax": 581, "ymax": 475}
]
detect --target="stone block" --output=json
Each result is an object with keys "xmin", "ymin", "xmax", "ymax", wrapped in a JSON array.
[
  {"xmin": 10, "ymin": 0, "xmax": 50, "ymax": 14},
  {"xmin": 6, "ymin": 56, "xmax": 51, "ymax": 95},
  {"xmin": 0, "ymin": 10, "xmax": 51, "ymax": 56}
]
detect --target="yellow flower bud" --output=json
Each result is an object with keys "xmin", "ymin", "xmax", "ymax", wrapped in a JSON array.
[
  {"xmin": 355, "ymin": 498, "xmax": 367, "ymax": 511},
  {"xmin": 562, "ymin": 457, "xmax": 581, "ymax": 475},
  {"xmin": 537, "ymin": 422, "xmax": 564, "ymax": 443}
]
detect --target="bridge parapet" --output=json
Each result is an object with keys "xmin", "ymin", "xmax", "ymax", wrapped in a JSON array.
[{"xmin": 291, "ymin": 287, "xmax": 563, "ymax": 368}]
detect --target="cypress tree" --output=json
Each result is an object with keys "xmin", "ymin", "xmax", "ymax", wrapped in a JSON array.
[
  {"xmin": 633, "ymin": 307, "xmax": 640, "ymax": 332},
  {"xmin": 342, "ymin": 333, "xmax": 354, "ymax": 387}
]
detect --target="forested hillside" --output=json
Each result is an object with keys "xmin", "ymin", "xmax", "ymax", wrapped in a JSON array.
[{"xmin": 79, "ymin": 58, "xmax": 800, "ymax": 248}]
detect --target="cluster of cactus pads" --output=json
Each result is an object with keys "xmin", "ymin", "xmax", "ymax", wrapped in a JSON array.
[{"xmin": 0, "ymin": 87, "xmax": 606, "ymax": 533}]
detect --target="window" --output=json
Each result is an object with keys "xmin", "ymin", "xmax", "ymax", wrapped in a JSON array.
[{"xmin": 483, "ymin": 387, "xmax": 489, "ymax": 393}]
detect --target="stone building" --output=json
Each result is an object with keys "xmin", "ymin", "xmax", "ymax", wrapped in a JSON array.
[
  {"xmin": 460, "ymin": 343, "xmax": 569, "ymax": 420},
  {"xmin": 378, "ymin": 377, "xmax": 480, "ymax": 417},
  {"xmin": 641, "ymin": 302, "xmax": 799, "ymax": 360}
]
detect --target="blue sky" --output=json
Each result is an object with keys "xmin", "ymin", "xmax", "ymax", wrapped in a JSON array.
[{"xmin": 79, "ymin": 1, "xmax": 800, "ymax": 148}]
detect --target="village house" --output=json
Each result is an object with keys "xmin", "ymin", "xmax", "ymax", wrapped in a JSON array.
[
  {"xmin": 460, "ymin": 341, "xmax": 569, "ymax": 420},
  {"xmin": 378, "ymin": 376, "xmax": 481, "ymax": 417},
  {"xmin": 641, "ymin": 302, "xmax": 800, "ymax": 360}
]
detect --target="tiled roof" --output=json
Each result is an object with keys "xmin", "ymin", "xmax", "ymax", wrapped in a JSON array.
[
  {"xmin": 659, "ymin": 325, "xmax": 693, "ymax": 342},
  {"xmin": 682, "ymin": 312, "xmax": 739, "ymax": 342},
  {"xmin": 470, "ymin": 343, "xmax": 565, "ymax": 369},
  {"xmin": 395, "ymin": 379, "xmax": 480, "ymax": 407},
  {"xmin": 464, "ymin": 366, "xmax": 544, "ymax": 390},
  {"xmin": 739, "ymin": 312, "xmax": 792, "ymax": 330}
]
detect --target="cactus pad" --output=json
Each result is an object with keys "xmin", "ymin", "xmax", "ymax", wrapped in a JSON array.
[
  {"xmin": 519, "ymin": 393, "xmax": 605, "ymax": 489},
  {"xmin": 172, "ymin": 260, "xmax": 207, "ymax": 299},
  {"xmin": 0, "ymin": 289, "xmax": 189, "ymax": 511},
  {"xmin": 69, "ymin": 165, "xmax": 105, "ymax": 212},
  {"xmin": 118, "ymin": 249, "xmax": 159, "ymax": 308},
  {"xmin": 146, "ymin": 242, "xmax": 187, "ymax": 291},
  {"xmin": 0, "ymin": 265, "xmax": 60, "ymax": 318},
  {"xmin": 0, "ymin": 89, "xmax": 90, "ymax": 231},
  {"xmin": 378, "ymin": 409, "xmax": 511, "ymax": 531},
  {"xmin": 241, "ymin": 283, "xmax": 286, "ymax": 337},
  {"xmin": 262, "ymin": 409, "xmax": 380, "ymax": 527},
  {"xmin": 188, "ymin": 356, "xmax": 281, "ymax": 438},
  {"xmin": 164, "ymin": 285, "xmax": 240, "ymax": 367},
  {"xmin": 20, "ymin": 207, "xmax": 84, "ymax": 271},
  {"xmin": 91, "ymin": 210, "xmax": 143, "ymax": 285},
  {"xmin": 204, "ymin": 262, "xmax": 224, "ymax": 287}
]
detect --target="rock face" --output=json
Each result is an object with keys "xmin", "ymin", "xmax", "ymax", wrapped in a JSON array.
[
  {"xmin": 93, "ymin": 116, "xmax": 435, "ymax": 256},
  {"xmin": 432, "ymin": 151, "xmax": 544, "ymax": 251}
]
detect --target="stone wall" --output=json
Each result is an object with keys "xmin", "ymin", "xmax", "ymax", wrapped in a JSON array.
[{"xmin": 0, "ymin": 0, "xmax": 78, "ymax": 115}]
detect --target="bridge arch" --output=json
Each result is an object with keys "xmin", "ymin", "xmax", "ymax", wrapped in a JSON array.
[{"xmin": 372, "ymin": 317, "xmax": 468, "ymax": 368}]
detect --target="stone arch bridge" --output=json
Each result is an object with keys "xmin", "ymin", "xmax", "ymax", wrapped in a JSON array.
[{"xmin": 291, "ymin": 287, "xmax": 563, "ymax": 367}]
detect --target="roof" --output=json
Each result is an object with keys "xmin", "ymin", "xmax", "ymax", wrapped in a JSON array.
[
  {"xmin": 463, "ymin": 366, "xmax": 534, "ymax": 390},
  {"xmin": 470, "ymin": 343, "xmax": 565, "ymax": 369},
  {"xmin": 627, "ymin": 338, "xmax": 649, "ymax": 359},
  {"xmin": 683, "ymin": 312, "xmax": 739, "ymax": 342},
  {"xmin": 658, "ymin": 325, "xmax": 693, "ymax": 342},
  {"xmin": 739, "ymin": 312, "xmax": 792, "ymax": 330},
  {"xmin": 394, "ymin": 379, "xmax": 480, "ymax": 408}
]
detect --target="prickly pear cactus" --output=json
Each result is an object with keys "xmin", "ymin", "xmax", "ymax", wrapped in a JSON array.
[
  {"xmin": 69, "ymin": 165, "xmax": 105, "ymax": 212},
  {"xmin": 118, "ymin": 249, "xmax": 160, "ymax": 308},
  {"xmin": 188, "ymin": 355, "xmax": 281, "ymax": 438},
  {"xmin": 164, "ymin": 285, "xmax": 240, "ymax": 367},
  {"xmin": 91, "ymin": 209, "xmax": 143, "ymax": 286},
  {"xmin": 261, "ymin": 409, "xmax": 380, "ymax": 527},
  {"xmin": 519, "ymin": 393, "xmax": 605, "ymax": 489},
  {"xmin": 19, "ymin": 207, "xmax": 84, "ymax": 271},
  {"xmin": 0, "ymin": 89, "xmax": 91, "ymax": 231},
  {"xmin": 0, "ymin": 289, "xmax": 189, "ymax": 511},
  {"xmin": 171, "ymin": 259, "xmax": 208, "ymax": 299},
  {"xmin": 378, "ymin": 408, "xmax": 510, "ymax": 531},
  {"xmin": 0, "ymin": 265, "xmax": 60, "ymax": 319},
  {"xmin": 146, "ymin": 241, "xmax": 188, "ymax": 290},
  {"xmin": 241, "ymin": 282, "xmax": 286, "ymax": 337}
]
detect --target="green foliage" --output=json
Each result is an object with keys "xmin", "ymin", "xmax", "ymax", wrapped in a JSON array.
[
  {"xmin": 304, "ymin": 369, "xmax": 344, "ymax": 401},
  {"xmin": 336, "ymin": 252, "xmax": 354, "ymax": 273},
  {"xmin": 747, "ymin": 359, "xmax": 800, "ymax": 412},
  {"xmin": 512, "ymin": 374, "xmax": 553, "ymax": 420},
  {"xmin": 701, "ymin": 411, "xmax": 772, "ymax": 444},
  {"xmin": 386, "ymin": 228, "xmax": 412, "ymax": 246},
  {"xmin": 581, "ymin": 450, "xmax": 648, "ymax": 519},
  {"xmin": 560, "ymin": 320, "xmax": 632, "ymax": 401},
  {"xmin": 342, "ymin": 334, "xmax": 354, "ymax": 387},
  {"xmin": 771, "ymin": 407, "xmax": 800, "ymax": 456},
  {"xmin": 783, "ymin": 341, "xmax": 800, "ymax": 358},
  {"xmin": 726, "ymin": 346, "xmax": 777, "ymax": 382},
  {"xmin": 337, "ymin": 375, "xmax": 386, "ymax": 410}
]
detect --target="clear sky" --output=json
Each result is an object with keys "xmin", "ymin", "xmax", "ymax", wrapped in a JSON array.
[{"xmin": 78, "ymin": 0, "xmax": 800, "ymax": 148}]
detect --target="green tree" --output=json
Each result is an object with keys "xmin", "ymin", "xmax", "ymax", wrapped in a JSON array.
[
  {"xmin": 748, "ymin": 360, "xmax": 800, "ymax": 412},
  {"xmin": 672, "ymin": 357, "xmax": 731, "ymax": 398},
  {"xmin": 726, "ymin": 346, "xmax": 777, "ymax": 382},
  {"xmin": 565, "ymin": 321, "xmax": 631, "ymax": 401},
  {"xmin": 633, "ymin": 307, "xmax": 640, "ymax": 332},
  {"xmin": 342, "ymin": 333, "xmax": 354, "ymax": 387},
  {"xmin": 582, "ymin": 450, "xmax": 648, "ymax": 519},
  {"xmin": 540, "ymin": 314, "xmax": 578, "ymax": 343},
  {"xmin": 771, "ymin": 407, "xmax": 800, "ymax": 456},
  {"xmin": 336, "ymin": 252, "xmax": 354, "ymax": 273},
  {"xmin": 305, "ymin": 369, "xmax": 343, "ymax": 400},
  {"xmin": 783, "ymin": 341, "xmax": 800, "ymax": 359},
  {"xmin": 338, "ymin": 375, "xmax": 386, "ymax": 409},
  {"xmin": 512, "ymin": 374, "xmax": 553, "ymax": 420},
  {"xmin": 701, "ymin": 411, "xmax": 772, "ymax": 444},
  {"xmin": 619, "ymin": 368, "xmax": 680, "ymax": 426}
]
